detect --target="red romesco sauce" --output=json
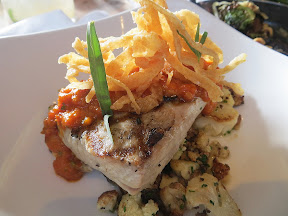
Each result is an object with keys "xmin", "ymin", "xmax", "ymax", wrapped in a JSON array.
[
  {"xmin": 160, "ymin": 76, "xmax": 217, "ymax": 115},
  {"xmin": 42, "ymin": 88, "xmax": 102, "ymax": 181}
]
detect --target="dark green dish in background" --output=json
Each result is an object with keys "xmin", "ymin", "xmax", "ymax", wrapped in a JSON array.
[{"xmin": 193, "ymin": 0, "xmax": 288, "ymax": 55}]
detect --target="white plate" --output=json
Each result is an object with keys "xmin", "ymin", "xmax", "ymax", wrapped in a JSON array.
[{"xmin": 1, "ymin": 0, "xmax": 288, "ymax": 215}]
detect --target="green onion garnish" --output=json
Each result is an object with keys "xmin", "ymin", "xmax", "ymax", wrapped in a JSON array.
[
  {"xmin": 200, "ymin": 32, "xmax": 208, "ymax": 44},
  {"xmin": 177, "ymin": 23, "xmax": 208, "ymax": 61},
  {"xmin": 195, "ymin": 23, "xmax": 200, "ymax": 42},
  {"xmin": 104, "ymin": 114, "xmax": 113, "ymax": 143},
  {"xmin": 87, "ymin": 21, "xmax": 114, "ymax": 143},
  {"xmin": 87, "ymin": 21, "xmax": 113, "ymax": 116},
  {"xmin": 177, "ymin": 29, "xmax": 201, "ymax": 60}
]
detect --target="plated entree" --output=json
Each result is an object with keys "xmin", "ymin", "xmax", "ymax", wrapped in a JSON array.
[{"xmin": 42, "ymin": 0, "xmax": 246, "ymax": 215}]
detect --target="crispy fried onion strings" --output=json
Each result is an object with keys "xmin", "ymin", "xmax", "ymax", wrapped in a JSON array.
[{"xmin": 58, "ymin": 0, "xmax": 245, "ymax": 114}]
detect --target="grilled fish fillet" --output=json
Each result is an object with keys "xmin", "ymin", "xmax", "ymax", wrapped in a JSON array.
[{"xmin": 58, "ymin": 98, "xmax": 206, "ymax": 194}]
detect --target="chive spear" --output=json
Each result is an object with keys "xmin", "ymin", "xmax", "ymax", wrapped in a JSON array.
[
  {"xmin": 87, "ymin": 21, "xmax": 114, "ymax": 143},
  {"xmin": 177, "ymin": 23, "xmax": 208, "ymax": 61},
  {"xmin": 87, "ymin": 21, "xmax": 113, "ymax": 116}
]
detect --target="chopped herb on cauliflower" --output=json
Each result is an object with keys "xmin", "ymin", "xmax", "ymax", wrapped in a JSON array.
[
  {"xmin": 170, "ymin": 160, "xmax": 199, "ymax": 180},
  {"xmin": 118, "ymin": 193, "xmax": 158, "ymax": 216},
  {"xmin": 186, "ymin": 173, "xmax": 241, "ymax": 216},
  {"xmin": 160, "ymin": 182, "xmax": 186, "ymax": 216}
]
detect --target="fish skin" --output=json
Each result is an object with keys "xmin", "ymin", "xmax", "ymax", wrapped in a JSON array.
[{"xmin": 58, "ymin": 98, "xmax": 206, "ymax": 194}]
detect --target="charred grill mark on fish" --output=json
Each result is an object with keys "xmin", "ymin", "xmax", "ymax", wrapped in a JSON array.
[{"xmin": 145, "ymin": 128, "xmax": 165, "ymax": 147}]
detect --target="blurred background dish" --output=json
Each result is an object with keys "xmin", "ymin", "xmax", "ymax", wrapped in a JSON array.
[
  {"xmin": 194, "ymin": 0, "xmax": 288, "ymax": 55},
  {"xmin": 0, "ymin": 0, "xmax": 138, "ymax": 37},
  {"xmin": 1, "ymin": 0, "xmax": 75, "ymax": 22},
  {"xmin": 0, "ymin": 0, "xmax": 137, "ymax": 23}
]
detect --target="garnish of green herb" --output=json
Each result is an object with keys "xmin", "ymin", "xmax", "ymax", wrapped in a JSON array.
[
  {"xmin": 200, "ymin": 32, "xmax": 208, "ymax": 44},
  {"xmin": 87, "ymin": 21, "xmax": 112, "ymax": 116},
  {"xmin": 224, "ymin": 130, "xmax": 231, "ymax": 136},
  {"xmin": 210, "ymin": 200, "xmax": 215, "ymax": 205},
  {"xmin": 70, "ymin": 161, "xmax": 76, "ymax": 167},
  {"xmin": 182, "ymin": 195, "xmax": 187, "ymax": 202},
  {"xmin": 191, "ymin": 166, "xmax": 194, "ymax": 173},
  {"xmin": 189, "ymin": 190, "xmax": 195, "ymax": 192},
  {"xmin": 104, "ymin": 114, "xmax": 113, "ymax": 143},
  {"xmin": 177, "ymin": 23, "xmax": 208, "ymax": 61},
  {"xmin": 201, "ymin": 184, "xmax": 208, "ymax": 188},
  {"xmin": 48, "ymin": 103, "xmax": 56, "ymax": 111},
  {"xmin": 87, "ymin": 21, "xmax": 114, "ymax": 143},
  {"xmin": 61, "ymin": 103, "xmax": 66, "ymax": 110},
  {"xmin": 197, "ymin": 154, "xmax": 208, "ymax": 165},
  {"xmin": 123, "ymin": 206, "xmax": 126, "ymax": 212}
]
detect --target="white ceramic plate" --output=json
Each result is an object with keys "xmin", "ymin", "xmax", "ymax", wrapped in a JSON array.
[{"xmin": 1, "ymin": 0, "xmax": 288, "ymax": 215}]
